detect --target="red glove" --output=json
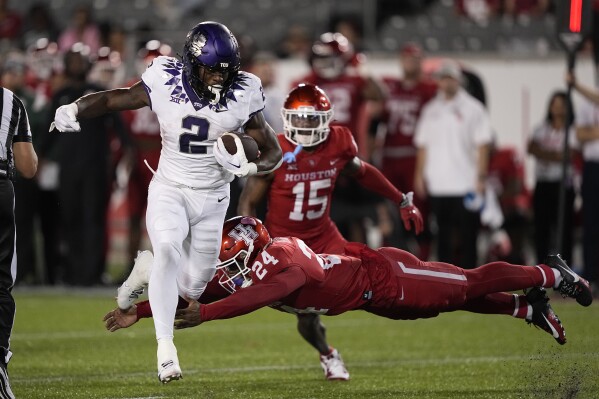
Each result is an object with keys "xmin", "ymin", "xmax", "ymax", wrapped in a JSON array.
[{"xmin": 399, "ymin": 192, "xmax": 423, "ymax": 234}]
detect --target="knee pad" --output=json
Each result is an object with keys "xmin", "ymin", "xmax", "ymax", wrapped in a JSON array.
[
  {"xmin": 177, "ymin": 267, "xmax": 216, "ymax": 300},
  {"xmin": 152, "ymin": 242, "xmax": 183, "ymax": 274}
]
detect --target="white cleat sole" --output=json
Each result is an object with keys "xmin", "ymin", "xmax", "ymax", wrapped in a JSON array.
[{"xmin": 158, "ymin": 362, "xmax": 182, "ymax": 384}]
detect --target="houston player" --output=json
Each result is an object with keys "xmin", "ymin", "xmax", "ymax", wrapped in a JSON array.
[
  {"xmin": 379, "ymin": 43, "xmax": 437, "ymax": 255},
  {"xmin": 237, "ymin": 83, "xmax": 422, "ymax": 379},
  {"xmin": 292, "ymin": 32, "xmax": 386, "ymax": 245},
  {"xmin": 292, "ymin": 32, "xmax": 383, "ymax": 157},
  {"xmin": 51, "ymin": 22, "xmax": 282, "ymax": 383},
  {"xmin": 104, "ymin": 216, "xmax": 593, "ymax": 377}
]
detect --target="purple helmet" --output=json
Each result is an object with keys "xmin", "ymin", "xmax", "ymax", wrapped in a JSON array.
[{"xmin": 182, "ymin": 21, "xmax": 241, "ymax": 102}]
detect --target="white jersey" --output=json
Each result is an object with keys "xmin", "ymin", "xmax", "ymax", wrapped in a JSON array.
[{"xmin": 141, "ymin": 56, "xmax": 265, "ymax": 189}]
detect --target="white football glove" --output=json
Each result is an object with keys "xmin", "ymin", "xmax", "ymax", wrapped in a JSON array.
[
  {"xmin": 213, "ymin": 133, "xmax": 258, "ymax": 178},
  {"xmin": 49, "ymin": 103, "xmax": 80, "ymax": 132}
]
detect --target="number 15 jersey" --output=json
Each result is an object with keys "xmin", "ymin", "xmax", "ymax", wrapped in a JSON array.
[
  {"xmin": 265, "ymin": 126, "xmax": 357, "ymax": 252},
  {"xmin": 141, "ymin": 56, "xmax": 265, "ymax": 189}
]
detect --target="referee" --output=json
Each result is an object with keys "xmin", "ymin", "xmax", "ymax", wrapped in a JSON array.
[{"xmin": 0, "ymin": 86, "xmax": 38, "ymax": 399}]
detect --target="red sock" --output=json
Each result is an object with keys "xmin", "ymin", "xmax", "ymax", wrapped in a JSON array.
[
  {"xmin": 460, "ymin": 292, "xmax": 528, "ymax": 317},
  {"xmin": 536, "ymin": 264, "xmax": 557, "ymax": 288},
  {"xmin": 512, "ymin": 294, "xmax": 531, "ymax": 319},
  {"xmin": 464, "ymin": 262, "xmax": 555, "ymax": 299}
]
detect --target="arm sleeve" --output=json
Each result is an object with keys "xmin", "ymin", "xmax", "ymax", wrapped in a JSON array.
[
  {"xmin": 354, "ymin": 161, "xmax": 403, "ymax": 203},
  {"xmin": 12, "ymin": 97, "xmax": 32, "ymax": 143},
  {"xmin": 200, "ymin": 266, "xmax": 307, "ymax": 322},
  {"xmin": 244, "ymin": 74, "xmax": 266, "ymax": 124}
]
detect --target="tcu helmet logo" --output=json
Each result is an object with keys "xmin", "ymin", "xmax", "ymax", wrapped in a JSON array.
[
  {"xmin": 220, "ymin": 62, "xmax": 229, "ymax": 68},
  {"xmin": 189, "ymin": 33, "xmax": 207, "ymax": 57},
  {"xmin": 228, "ymin": 223, "xmax": 259, "ymax": 246}
]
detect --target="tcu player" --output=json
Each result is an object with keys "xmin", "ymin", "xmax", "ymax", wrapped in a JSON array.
[
  {"xmin": 379, "ymin": 43, "xmax": 437, "ymax": 254},
  {"xmin": 51, "ymin": 22, "xmax": 283, "ymax": 383},
  {"xmin": 120, "ymin": 40, "xmax": 172, "ymax": 271},
  {"xmin": 238, "ymin": 83, "xmax": 423, "ymax": 379},
  {"xmin": 105, "ymin": 217, "xmax": 593, "ymax": 370}
]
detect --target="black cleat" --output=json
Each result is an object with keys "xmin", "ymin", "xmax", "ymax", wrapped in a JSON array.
[
  {"xmin": 525, "ymin": 287, "xmax": 566, "ymax": 345},
  {"xmin": 544, "ymin": 254, "xmax": 593, "ymax": 307}
]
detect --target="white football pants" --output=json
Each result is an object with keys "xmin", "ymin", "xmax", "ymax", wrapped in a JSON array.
[{"xmin": 146, "ymin": 179, "xmax": 229, "ymax": 340}]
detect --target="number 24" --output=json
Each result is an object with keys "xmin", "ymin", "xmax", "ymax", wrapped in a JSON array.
[{"xmin": 251, "ymin": 251, "xmax": 279, "ymax": 280}]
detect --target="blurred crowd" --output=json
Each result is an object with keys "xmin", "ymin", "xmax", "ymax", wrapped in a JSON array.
[{"xmin": 1, "ymin": 1, "xmax": 596, "ymax": 296}]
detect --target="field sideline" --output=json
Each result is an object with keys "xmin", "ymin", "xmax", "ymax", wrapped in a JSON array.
[{"xmin": 9, "ymin": 289, "xmax": 599, "ymax": 399}]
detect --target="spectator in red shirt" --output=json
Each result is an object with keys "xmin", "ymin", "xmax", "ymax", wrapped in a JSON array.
[{"xmin": 0, "ymin": 0, "xmax": 21, "ymax": 40}]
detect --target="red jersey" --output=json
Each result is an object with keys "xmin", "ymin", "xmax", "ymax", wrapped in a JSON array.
[
  {"xmin": 200, "ymin": 237, "xmax": 370, "ymax": 321},
  {"xmin": 292, "ymin": 73, "xmax": 368, "ymax": 135},
  {"xmin": 488, "ymin": 147, "xmax": 530, "ymax": 211},
  {"xmin": 265, "ymin": 127, "xmax": 357, "ymax": 251},
  {"xmin": 199, "ymin": 239, "xmax": 469, "ymax": 322},
  {"xmin": 381, "ymin": 78, "xmax": 437, "ymax": 152}
]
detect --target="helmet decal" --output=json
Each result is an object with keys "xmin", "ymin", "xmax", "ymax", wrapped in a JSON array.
[
  {"xmin": 228, "ymin": 223, "xmax": 259, "ymax": 246},
  {"xmin": 188, "ymin": 33, "xmax": 207, "ymax": 58}
]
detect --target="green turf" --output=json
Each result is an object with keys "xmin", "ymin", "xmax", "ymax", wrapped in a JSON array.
[{"xmin": 9, "ymin": 290, "xmax": 599, "ymax": 398}]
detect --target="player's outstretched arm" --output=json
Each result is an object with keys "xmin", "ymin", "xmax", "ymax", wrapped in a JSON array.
[
  {"xmin": 343, "ymin": 157, "xmax": 423, "ymax": 234},
  {"xmin": 243, "ymin": 112, "xmax": 283, "ymax": 175},
  {"xmin": 175, "ymin": 266, "xmax": 307, "ymax": 327},
  {"xmin": 50, "ymin": 81, "xmax": 150, "ymax": 132},
  {"xmin": 237, "ymin": 174, "xmax": 273, "ymax": 216},
  {"xmin": 103, "ymin": 305, "xmax": 139, "ymax": 332}
]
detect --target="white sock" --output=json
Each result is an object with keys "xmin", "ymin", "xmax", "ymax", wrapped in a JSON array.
[
  {"xmin": 525, "ymin": 304, "xmax": 533, "ymax": 321},
  {"xmin": 553, "ymin": 269, "xmax": 562, "ymax": 289},
  {"xmin": 149, "ymin": 246, "xmax": 180, "ymax": 340}
]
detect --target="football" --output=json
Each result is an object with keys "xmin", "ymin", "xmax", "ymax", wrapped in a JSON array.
[{"xmin": 220, "ymin": 133, "xmax": 260, "ymax": 162}]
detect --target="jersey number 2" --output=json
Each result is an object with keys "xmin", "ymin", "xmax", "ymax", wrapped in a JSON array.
[{"xmin": 179, "ymin": 116, "xmax": 209, "ymax": 154}]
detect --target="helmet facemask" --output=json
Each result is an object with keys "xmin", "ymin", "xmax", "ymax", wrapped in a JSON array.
[
  {"xmin": 282, "ymin": 106, "xmax": 333, "ymax": 147},
  {"xmin": 311, "ymin": 56, "xmax": 345, "ymax": 80},
  {"xmin": 216, "ymin": 246, "xmax": 254, "ymax": 294},
  {"xmin": 188, "ymin": 62, "xmax": 236, "ymax": 104}
]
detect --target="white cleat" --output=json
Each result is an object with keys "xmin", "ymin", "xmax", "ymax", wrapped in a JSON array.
[
  {"xmin": 320, "ymin": 348, "xmax": 350, "ymax": 381},
  {"xmin": 117, "ymin": 250, "xmax": 153, "ymax": 310},
  {"xmin": 157, "ymin": 339, "xmax": 182, "ymax": 384}
]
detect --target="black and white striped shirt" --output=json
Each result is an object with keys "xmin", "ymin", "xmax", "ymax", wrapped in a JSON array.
[{"xmin": 0, "ymin": 87, "xmax": 32, "ymax": 172}]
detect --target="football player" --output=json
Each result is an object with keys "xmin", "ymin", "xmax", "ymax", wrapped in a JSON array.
[
  {"xmin": 238, "ymin": 83, "xmax": 423, "ymax": 379},
  {"xmin": 379, "ymin": 43, "xmax": 437, "ymax": 256},
  {"xmin": 120, "ymin": 40, "xmax": 172, "ymax": 273},
  {"xmin": 104, "ymin": 216, "xmax": 593, "ymax": 378},
  {"xmin": 51, "ymin": 22, "xmax": 283, "ymax": 383},
  {"xmin": 292, "ymin": 32, "xmax": 386, "ymax": 248}
]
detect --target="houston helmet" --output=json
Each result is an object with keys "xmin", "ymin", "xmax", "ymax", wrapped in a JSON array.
[
  {"xmin": 217, "ymin": 216, "xmax": 272, "ymax": 293},
  {"xmin": 26, "ymin": 38, "xmax": 61, "ymax": 80},
  {"xmin": 136, "ymin": 39, "xmax": 172, "ymax": 75},
  {"xmin": 182, "ymin": 21, "xmax": 240, "ymax": 104},
  {"xmin": 89, "ymin": 47, "xmax": 125, "ymax": 88},
  {"xmin": 310, "ymin": 32, "xmax": 353, "ymax": 79},
  {"xmin": 281, "ymin": 83, "xmax": 333, "ymax": 147}
]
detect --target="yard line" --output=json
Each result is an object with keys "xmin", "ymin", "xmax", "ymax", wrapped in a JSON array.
[{"xmin": 12, "ymin": 352, "xmax": 599, "ymax": 384}]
